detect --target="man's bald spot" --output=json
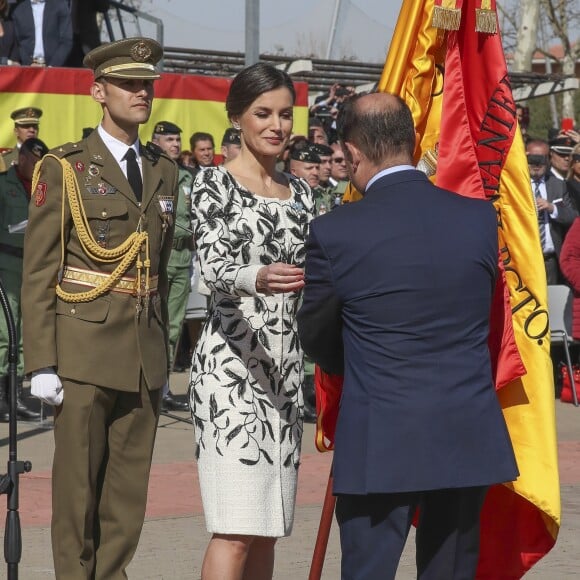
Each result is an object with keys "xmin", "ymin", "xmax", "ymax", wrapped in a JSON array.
[{"xmin": 355, "ymin": 92, "xmax": 403, "ymax": 117}]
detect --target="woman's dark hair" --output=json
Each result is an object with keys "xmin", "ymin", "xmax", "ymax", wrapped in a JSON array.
[{"xmin": 226, "ymin": 62, "xmax": 296, "ymax": 119}]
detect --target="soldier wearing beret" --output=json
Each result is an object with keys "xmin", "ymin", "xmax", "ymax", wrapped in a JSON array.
[
  {"xmin": 220, "ymin": 127, "xmax": 241, "ymax": 163},
  {"xmin": 151, "ymin": 120, "xmax": 192, "ymax": 410},
  {"xmin": 0, "ymin": 138, "xmax": 48, "ymax": 423},
  {"xmin": 1, "ymin": 107, "xmax": 42, "ymax": 168},
  {"xmin": 21, "ymin": 37, "xmax": 178, "ymax": 578}
]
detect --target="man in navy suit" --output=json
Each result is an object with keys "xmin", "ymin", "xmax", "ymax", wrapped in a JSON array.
[
  {"xmin": 11, "ymin": 0, "xmax": 73, "ymax": 66},
  {"xmin": 297, "ymin": 93, "xmax": 518, "ymax": 580}
]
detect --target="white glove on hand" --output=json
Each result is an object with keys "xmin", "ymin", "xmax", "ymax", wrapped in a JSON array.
[
  {"xmin": 161, "ymin": 381, "xmax": 169, "ymax": 398},
  {"xmin": 31, "ymin": 368, "xmax": 64, "ymax": 406}
]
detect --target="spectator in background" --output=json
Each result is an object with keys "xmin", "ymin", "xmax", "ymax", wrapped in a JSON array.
[
  {"xmin": 0, "ymin": 138, "xmax": 48, "ymax": 423},
  {"xmin": 549, "ymin": 134, "xmax": 574, "ymax": 181},
  {"xmin": 526, "ymin": 138, "xmax": 576, "ymax": 284},
  {"xmin": 310, "ymin": 143, "xmax": 333, "ymax": 190},
  {"xmin": 220, "ymin": 127, "xmax": 241, "ymax": 163},
  {"xmin": 189, "ymin": 131, "xmax": 215, "ymax": 172},
  {"xmin": 179, "ymin": 150, "xmax": 195, "ymax": 168},
  {"xmin": 328, "ymin": 140, "xmax": 349, "ymax": 199},
  {"xmin": 0, "ymin": 0, "xmax": 20, "ymax": 65},
  {"xmin": 309, "ymin": 118, "xmax": 328, "ymax": 145},
  {"xmin": 151, "ymin": 120, "xmax": 193, "ymax": 412},
  {"xmin": 1, "ymin": 106, "xmax": 42, "ymax": 168},
  {"xmin": 289, "ymin": 146, "xmax": 321, "ymax": 190},
  {"xmin": 67, "ymin": 0, "xmax": 110, "ymax": 67},
  {"xmin": 558, "ymin": 144, "xmax": 580, "ymax": 339},
  {"xmin": 11, "ymin": 0, "xmax": 73, "ymax": 66}
]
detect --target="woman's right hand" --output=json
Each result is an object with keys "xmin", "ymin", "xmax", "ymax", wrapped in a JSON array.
[{"xmin": 256, "ymin": 263, "xmax": 305, "ymax": 295}]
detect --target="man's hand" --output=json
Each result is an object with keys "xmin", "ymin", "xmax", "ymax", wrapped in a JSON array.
[
  {"xmin": 536, "ymin": 197, "xmax": 554, "ymax": 214},
  {"xmin": 31, "ymin": 368, "xmax": 63, "ymax": 406}
]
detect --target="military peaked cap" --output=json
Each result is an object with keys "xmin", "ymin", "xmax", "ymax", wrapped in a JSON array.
[
  {"xmin": 83, "ymin": 37, "xmax": 162, "ymax": 80},
  {"xmin": 549, "ymin": 135, "xmax": 574, "ymax": 155},
  {"xmin": 11, "ymin": 107, "xmax": 42, "ymax": 125}
]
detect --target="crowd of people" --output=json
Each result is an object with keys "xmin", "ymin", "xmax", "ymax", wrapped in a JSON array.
[
  {"xmin": 0, "ymin": 0, "xmax": 108, "ymax": 67},
  {"xmin": 0, "ymin": 23, "xmax": 579, "ymax": 579}
]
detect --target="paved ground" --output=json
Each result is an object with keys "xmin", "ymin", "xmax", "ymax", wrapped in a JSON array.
[{"xmin": 1, "ymin": 372, "xmax": 579, "ymax": 579}]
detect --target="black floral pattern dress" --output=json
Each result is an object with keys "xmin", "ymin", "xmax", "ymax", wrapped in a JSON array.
[{"xmin": 189, "ymin": 166, "xmax": 314, "ymax": 536}]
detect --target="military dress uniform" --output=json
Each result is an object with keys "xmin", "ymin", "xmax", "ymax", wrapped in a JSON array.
[
  {"xmin": 0, "ymin": 150, "xmax": 47, "ymax": 422},
  {"xmin": 21, "ymin": 38, "xmax": 178, "ymax": 579},
  {"xmin": 1, "ymin": 107, "xmax": 43, "ymax": 167},
  {"xmin": 167, "ymin": 165, "xmax": 194, "ymax": 361}
]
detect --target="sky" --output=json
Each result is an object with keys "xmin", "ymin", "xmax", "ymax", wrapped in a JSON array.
[{"xmin": 115, "ymin": 0, "xmax": 405, "ymax": 64}]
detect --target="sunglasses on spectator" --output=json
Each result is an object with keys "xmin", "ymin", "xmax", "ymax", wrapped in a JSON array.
[
  {"xmin": 332, "ymin": 157, "xmax": 346, "ymax": 163},
  {"xmin": 573, "ymin": 154, "xmax": 580, "ymax": 163}
]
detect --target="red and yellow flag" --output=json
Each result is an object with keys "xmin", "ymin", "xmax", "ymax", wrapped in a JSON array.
[
  {"xmin": 316, "ymin": 0, "xmax": 560, "ymax": 575},
  {"xmin": 383, "ymin": 0, "xmax": 560, "ymax": 575},
  {"xmin": 0, "ymin": 67, "xmax": 309, "ymax": 151}
]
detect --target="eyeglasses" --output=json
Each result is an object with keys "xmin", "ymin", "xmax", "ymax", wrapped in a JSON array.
[{"xmin": 332, "ymin": 157, "xmax": 345, "ymax": 164}]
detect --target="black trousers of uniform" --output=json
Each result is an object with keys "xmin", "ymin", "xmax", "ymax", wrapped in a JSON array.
[
  {"xmin": 52, "ymin": 377, "xmax": 161, "ymax": 580},
  {"xmin": 336, "ymin": 486, "xmax": 489, "ymax": 580}
]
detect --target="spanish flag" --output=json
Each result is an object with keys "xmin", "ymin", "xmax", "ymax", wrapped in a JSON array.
[
  {"xmin": 316, "ymin": 0, "xmax": 560, "ymax": 574},
  {"xmin": 382, "ymin": 0, "xmax": 560, "ymax": 576}
]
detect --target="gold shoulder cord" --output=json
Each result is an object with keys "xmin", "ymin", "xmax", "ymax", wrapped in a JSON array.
[{"xmin": 31, "ymin": 155, "xmax": 151, "ymax": 308}]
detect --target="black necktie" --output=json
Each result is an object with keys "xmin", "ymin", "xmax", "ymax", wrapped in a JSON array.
[{"xmin": 124, "ymin": 148, "xmax": 142, "ymax": 202}]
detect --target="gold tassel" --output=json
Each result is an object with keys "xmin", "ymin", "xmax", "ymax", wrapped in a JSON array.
[
  {"xmin": 475, "ymin": 9, "xmax": 497, "ymax": 33},
  {"xmin": 432, "ymin": 5, "xmax": 462, "ymax": 31}
]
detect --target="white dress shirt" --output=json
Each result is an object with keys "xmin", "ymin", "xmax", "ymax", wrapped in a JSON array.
[
  {"xmin": 97, "ymin": 124, "xmax": 142, "ymax": 180},
  {"xmin": 31, "ymin": 0, "xmax": 46, "ymax": 63}
]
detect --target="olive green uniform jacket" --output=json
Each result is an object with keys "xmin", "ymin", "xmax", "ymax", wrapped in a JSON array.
[
  {"xmin": 21, "ymin": 130, "xmax": 178, "ymax": 392},
  {"xmin": 0, "ymin": 166, "xmax": 29, "ymax": 375}
]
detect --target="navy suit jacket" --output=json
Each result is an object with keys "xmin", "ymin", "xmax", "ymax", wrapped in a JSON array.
[
  {"xmin": 11, "ymin": 0, "xmax": 73, "ymax": 66},
  {"xmin": 297, "ymin": 169, "xmax": 518, "ymax": 495}
]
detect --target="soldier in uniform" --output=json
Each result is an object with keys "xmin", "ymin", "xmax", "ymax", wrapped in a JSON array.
[
  {"xmin": 220, "ymin": 127, "xmax": 241, "ymax": 163},
  {"xmin": 1, "ymin": 107, "xmax": 42, "ymax": 167},
  {"xmin": 0, "ymin": 138, "xmax": 48, "ymax": 422},
  {"xmin": 151, "ymin": 120, "xmax": 192, "ymax": 410},
  {"xmin": 21, "ymin": 37, "xmax": 178, "ymax": 579}
]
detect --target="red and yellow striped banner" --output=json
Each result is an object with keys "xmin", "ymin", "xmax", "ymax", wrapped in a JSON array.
[{"xmin": 0, "ymin": 66, "xmax": 309, "ymax": 151}]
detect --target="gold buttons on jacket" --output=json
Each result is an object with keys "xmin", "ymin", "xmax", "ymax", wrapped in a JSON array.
[
  {"xmin": 70, "ymin": 308, "xmax": 76, "ymax": 314},
  {"xmin": 101, "ymin": 211, "xmax": 108, "ymax": 218}
]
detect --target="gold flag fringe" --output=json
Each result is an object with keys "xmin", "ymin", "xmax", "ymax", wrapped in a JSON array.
[
  {"xmin": 432, "ymin": 6, "xmax": 461, "ymax": 30},
  {"xmin": 475, "ymin": 9, "xmax": 497, "ymax": 33}
]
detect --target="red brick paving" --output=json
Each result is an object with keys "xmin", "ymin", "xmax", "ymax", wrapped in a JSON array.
[{"xmin": 14, "ymin": 442, "xmax": 578, "ymax": 529}]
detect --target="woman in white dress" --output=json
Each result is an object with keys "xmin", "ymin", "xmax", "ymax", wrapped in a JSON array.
[{"xmin": 189, "ymin": 63, "xmax": 314, "ymax": 580}]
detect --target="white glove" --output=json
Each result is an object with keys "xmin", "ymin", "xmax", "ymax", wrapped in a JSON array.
[
  {"xmin": 31, "ymin": 367, "xmax": 64, "ymax": 406},
  {"xmin": 161, "ymin": 381, "xmax": 169, "ymax": 398}
]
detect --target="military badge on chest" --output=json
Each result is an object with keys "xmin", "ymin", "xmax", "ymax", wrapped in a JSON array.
[
  {"xmin": 79, "ymin": 163, "xmax": 117, "ymax": 196},
  {"xmin": 157, "ymin": 195, "xmax": 175, "ymax": 232}
]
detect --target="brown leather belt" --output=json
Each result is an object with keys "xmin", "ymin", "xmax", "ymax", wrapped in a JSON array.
[{"xmin": 61, "ymin": 266, "xmax": 158, "ymax": 296}]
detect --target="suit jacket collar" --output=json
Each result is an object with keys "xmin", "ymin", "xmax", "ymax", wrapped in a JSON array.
[{"xmin": 364, "ymin": 168, "xmax": 429, "ymax": 199}]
